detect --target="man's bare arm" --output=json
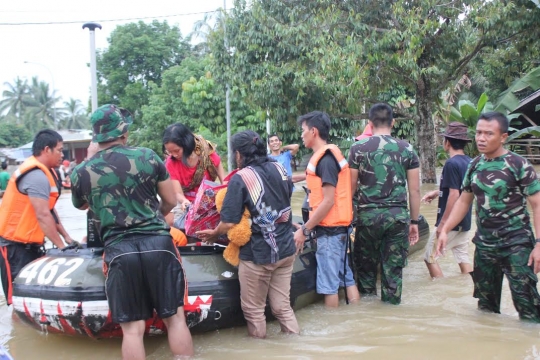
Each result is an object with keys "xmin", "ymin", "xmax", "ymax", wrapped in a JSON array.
[
  {"xmin": 292, "ymin": 174, "xmax": 306, "ymax": 183},
  {"xmin": 157, "ymin": 178, "xmax": 177, "ymax": 216},
  {"xmin": 528, "ymin": 192, "xmax": 540, "ymax": 240},
  {"xmin": 438, "ymin": 188, "xmax": 460, "ymax": 227},
  {"xmin": 282, "ymin": 144, "xmax": 300, "ymax": 156},
  {"xmin": 53, "ymin": 209, "xmax": 75, "ymax": 244},
  {"xmin": 350, "ymin": 169, "xmax": 359, "ymax": 198},
  {"xmin": 439, "ymin": 192, "xmax": 474, "ymax": 234},
  {"xmin": 527, "ymin": 192, "xmax": 540, "ymax": 273},
  {"xmin": 406, "ymin": 168, "xmax": 420, "ymax": 221},
  {"xmin": 29, "ymin": 197, "xmax": 66, "ymax": 249}
]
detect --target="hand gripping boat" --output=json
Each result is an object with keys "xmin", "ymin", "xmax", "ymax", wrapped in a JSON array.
[{"xmin": 11, "ymin": 216, "xmax": 429, "ymax": 338}]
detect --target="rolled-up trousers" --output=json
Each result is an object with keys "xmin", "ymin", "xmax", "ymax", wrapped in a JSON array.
[{"xmin": 238, "ymin": 255, "xmax": 299, "ymax": 337}]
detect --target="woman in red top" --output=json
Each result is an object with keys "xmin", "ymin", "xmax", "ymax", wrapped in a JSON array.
[{"xmin": 162, "ymin": 123, "xmax": 226, "ymax": 222}]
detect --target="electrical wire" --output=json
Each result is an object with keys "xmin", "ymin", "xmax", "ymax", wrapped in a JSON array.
[{"xmin": 0, "ymin": 9, "xmax": 227, "ymax": 26}]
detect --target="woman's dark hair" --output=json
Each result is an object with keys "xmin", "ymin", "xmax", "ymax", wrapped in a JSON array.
[
  {"xmin": 231, "ymin": 130, "xmax": 268, "ymax": 168},
  {"xmin": 162, "ymin": 123, "xmax": 196, "ymax": 159}
]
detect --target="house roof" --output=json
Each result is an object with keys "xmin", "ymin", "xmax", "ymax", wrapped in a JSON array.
[
  {"xmin": 57, "ymin": 129, "xmax": 93, "ymax": 143},
  {"xmin": 0, "ymin": 147, "xmax": 32, "ymax": 163},
  {"xmin": 511, "ymin": 89, "xmax": 540, "ymax": 117},
  {"xmin": 19, "ymin": 129, "xmax": 93, "ymax": 150}
]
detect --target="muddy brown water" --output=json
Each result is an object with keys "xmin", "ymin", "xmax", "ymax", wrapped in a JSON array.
[{"xmin": 1, "ymin": 181, "xmax": 540, "ymax": 359}]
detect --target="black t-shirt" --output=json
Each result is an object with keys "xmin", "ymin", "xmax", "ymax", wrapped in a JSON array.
[
  {"xmin": 220, "ymin": 161, "xmax": 296, "ymax": 265},
  {"xmin": 316, "ymin": 152, "xmax": 340, "ymax": 187},
  {"xmin": 436, "ymin": 154, "xmax": 472, "ymax": 231}
]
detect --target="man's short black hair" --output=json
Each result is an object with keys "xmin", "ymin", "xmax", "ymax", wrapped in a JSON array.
[
  {"xmin": 267, "ymin": 134, "xmax": 281, "ymax": 144},
  {"xmin": 32, "ymin": 129, "xmax": 63, "ymax": 157},
  {"xmin": 369, "ymin": 103, "xmax": 393, "ymax": 128},
  {"xmin": 296, "ymin": 111, "xmax": 331, "ymax": 141},
  {"xmin": 445, "ymin": 137, "xmax": 467, "ymax": 150},
  {"xmin": 1, "ymin": 162, "xmax": 7, "ymax": 170},
  {"xmin": 478, "ymin": 111, "xmax": 509, "ymax": 134}
]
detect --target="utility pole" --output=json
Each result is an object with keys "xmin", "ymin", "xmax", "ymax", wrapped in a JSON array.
[
  {"xmin": 223, "ymin": 0, "xmax": 233, "ymax": 172},
  {"xmin": 82, "ymin": 22, "xmax": 102, "ymax": 112}
]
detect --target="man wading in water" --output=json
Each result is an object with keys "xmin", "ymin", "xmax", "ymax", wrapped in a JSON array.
[
  {"xmin": 438, "ymin": 112, "xmax": 540, "ymax": 322},
  {"xmin": 71, "ymin": 105, "xmax": 193, "ymax": 358}
]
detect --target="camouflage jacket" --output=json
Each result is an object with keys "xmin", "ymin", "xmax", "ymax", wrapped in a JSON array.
[
  {"xmin": 71, "ymin": 145, "xmax": 170, "ymax": 245},
  {"xmin": 463, "ymin": 151, "xmax": 540, "ymax": 247},
  {"xmin": 348, "ymin": 134, "xmax": 419, "ymax": 224}
]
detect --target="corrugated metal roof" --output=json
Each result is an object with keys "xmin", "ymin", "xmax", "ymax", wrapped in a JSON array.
[{"xmin": 17, "ymin": 129, "xmax": 93, "ymax": 150}]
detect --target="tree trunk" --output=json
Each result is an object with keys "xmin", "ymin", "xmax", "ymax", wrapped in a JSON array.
[{"xmin": 416, "ymin": 76, "xmax": 437, "ymax": 183}]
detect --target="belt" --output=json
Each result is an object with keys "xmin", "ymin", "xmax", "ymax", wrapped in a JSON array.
[{"xmin": 314, "ymin": 226, "xmax": 349, "ymax": 237}]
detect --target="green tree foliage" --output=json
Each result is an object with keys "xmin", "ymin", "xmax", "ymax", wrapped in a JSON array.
[
  {"xmin": 494, "ymin": 67, "xmax": 540, "ymax": 115},
  {"xmin": 134, "ymin": 55, "xmax": 210, "ymax": 153},
  {"xmin": 449, "ymin": 93, "xmax": 494, "ymax": 157},
  {"xmin": 60, "ymin": 98, "xmax": 89, "ymax": 130},
  {"xmin": 211, "ymin": 0, "xmax": 540, "ymax": 182},
  {"xmin": 136, "ymin": 52, "xmax": 265, "ymax": 158},
  {"xmin": 210, "ymin": 1, "xmax": 364, "ymax": 152},
  {"xmin": 0, "ymin": 77, "xmax": 32, "ymax": 124},
  {"xmin": 25, "ymin": 77, "xmax": 59, "ymax": 130},
  {"xmin": 96, "ymin": 20, "xmax": 191, "ymax": 124},
  {"xmin": 1, "ymin": 77, "xmax": 90, "ymax": 134},
  {"xmin": 182, "ymin": 74, "xmax": 265, "ymax": 135},
  {"xmin": 0, "ymin": 123, "xmax": 32, "ymax": 147}
]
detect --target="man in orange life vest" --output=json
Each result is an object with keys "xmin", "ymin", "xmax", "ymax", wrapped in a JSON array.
[
  {"xmin": 0, "ymin": 129, "xmax": 76, "ymax": 305},
  {"xmin": 293, "ymin": 111, "xmax": 360, "ymax": 307}
]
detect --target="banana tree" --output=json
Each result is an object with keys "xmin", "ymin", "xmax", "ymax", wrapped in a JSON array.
[
  {"xmin": 507, "ymin": 126, "xmax": 540, "ymax": 142},
  {"xmin": 495, "ymin": 67, "xmax": 540, "ymax": 114},
  {"xmin": 448, "ymin": 93, "xmax": 493, "ymax": 157}
]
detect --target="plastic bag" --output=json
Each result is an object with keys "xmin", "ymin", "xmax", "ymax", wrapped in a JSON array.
[
  {"xmin": 173, "ymin": 205, "xmax": 189, "ymax": 231},
  {"xmin": 184, "ymin": 170, "xmax": 237, "ymax": 237}
]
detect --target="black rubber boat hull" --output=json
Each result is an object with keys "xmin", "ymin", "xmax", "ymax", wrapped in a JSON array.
[{"xmin": 11, "ymin": 216, "xmax": 429, "ymax": 338}]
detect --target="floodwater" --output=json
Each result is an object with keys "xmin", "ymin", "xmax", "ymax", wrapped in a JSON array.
[{"xmin": 1, "ymin": 182, "xmax": 540, "ymax": 360}]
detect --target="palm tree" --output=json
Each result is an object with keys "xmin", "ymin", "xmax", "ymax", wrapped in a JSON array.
[
  {"xmin": 59, "ymin": 98, "xmax": 89, "ymax": 129},
  {"xmin": 26, "ymin": 77, "xmax": 60, "ymax": 130},
  {"xmin": 190, "ymin": 9, "xmax": 226, "ymax": 55},
  {"xmin": 0, "ymin": 77, "xmax": 31, "ymax": 124}
]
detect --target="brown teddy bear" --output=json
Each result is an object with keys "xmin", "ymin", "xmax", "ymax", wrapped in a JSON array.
[{"xmin": 215, "ymin": 187, "xmax": 252, "ymax": 266}]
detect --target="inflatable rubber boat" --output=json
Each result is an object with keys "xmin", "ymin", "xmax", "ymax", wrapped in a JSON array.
[{"xmin": 11, "ymin": 216, "xmax": 429, "ymax": 338}]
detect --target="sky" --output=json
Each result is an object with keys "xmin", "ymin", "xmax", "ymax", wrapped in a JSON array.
[{"xmin": 0, "ymin": 0, "xmax": 228, "ymax": 108}]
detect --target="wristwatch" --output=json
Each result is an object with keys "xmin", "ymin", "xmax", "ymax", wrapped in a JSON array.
[
  {"xmin": 301, "ymin": 224, "xmax": 312, "ymax": 237},
  {"xmin": 410, "ymin": 219, "xmax": 419, "ymax": 225}
]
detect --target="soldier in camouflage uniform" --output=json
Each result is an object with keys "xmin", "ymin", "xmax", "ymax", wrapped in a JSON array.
[
  {"xmin": 70, "ymin": 104, "xmax": 193, "ymax": 358},
  {"xmin": 438, "ymin": 111, "xmax": 540, "ymax": 322},
  {"xmin": 348, "ymin": 103, "xmax": 421, "ymax": 305}
]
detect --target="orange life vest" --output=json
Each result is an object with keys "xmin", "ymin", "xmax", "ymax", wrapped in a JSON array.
[
  {"xmin": 0, "ymin": 157, "xmax": 60, "ymax": 244},
  {"xmin": 305, "ymin": 144, "xmax": 353, "ymax": 227}
]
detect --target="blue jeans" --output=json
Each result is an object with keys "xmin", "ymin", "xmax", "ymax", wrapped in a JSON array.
[{"xmin": 315, "ymin": 232, "xmax": 355, "ymax": 295}]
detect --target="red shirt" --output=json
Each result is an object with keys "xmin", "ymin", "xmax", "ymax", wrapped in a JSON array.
[{"xmin": 165, "ymin": 152, "xmax": 221, "ymax": 201}]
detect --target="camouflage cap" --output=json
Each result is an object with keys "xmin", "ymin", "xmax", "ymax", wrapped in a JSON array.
[
  {"xmin": 439, "ymin": 122, "xmax": 471, "ymax": 142},
  {"xmin": 91, "ymin": 104, "xmax": 133, "ymax": 143}
]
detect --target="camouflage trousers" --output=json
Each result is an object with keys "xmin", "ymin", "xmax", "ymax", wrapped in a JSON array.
[
  {"xmin": 353, "ymin": 217, "xmax": 409, "ymax": 305},
  {"xmin": 472, "ymin": 242, "xmax": 540, "ymax": 322}
]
